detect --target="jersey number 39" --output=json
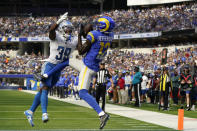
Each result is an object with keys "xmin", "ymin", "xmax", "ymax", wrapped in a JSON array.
[{"xmin": 56, "ymin": 46, "xmax": 71, "ymax": 61}]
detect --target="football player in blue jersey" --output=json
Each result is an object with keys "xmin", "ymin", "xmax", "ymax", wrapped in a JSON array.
[
  {"xmin": 32, "ymin": 16, "xmax": 115, "ymax": 129},
  {"xmin": 76, "ymin": 16, "xmax": 115, "ymax": 129}
]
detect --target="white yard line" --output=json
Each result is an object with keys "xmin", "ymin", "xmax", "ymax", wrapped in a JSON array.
[{"xmin": 21, "ymin": 90, "xmax": 197, "ymax": 131}]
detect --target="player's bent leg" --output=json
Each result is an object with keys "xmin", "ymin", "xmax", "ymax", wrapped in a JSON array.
[
  {"xmin": 45, "ymin": 61, "xmax": 69, "ymax": 79},
  {"xmin": 34, "ymin": 61, "xmax": 69, "ymax": 82},
  {"xmin": 78, "ymin": 64, "xmax": 110, "ymax": 129},
  {"xmin": 69, "ymin": 57, "xmax": 83, "ymax": 71},
  {"xmin": 79, "ymin": 89, "xmax": 102, "ymax": 114},
  {"xmin": 78, "ymin": 89, "xmax": 110, "ymax": 129}
]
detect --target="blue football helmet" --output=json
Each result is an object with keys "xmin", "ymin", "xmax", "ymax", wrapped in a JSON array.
[{"xmin": 97, "ymin": 16, "xmax": 115, "ymax": 33}]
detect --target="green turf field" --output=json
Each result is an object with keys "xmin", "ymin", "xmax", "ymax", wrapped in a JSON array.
[{"xmin": 0, "ymin": 90, "xmax": 174, "ymax": 131}]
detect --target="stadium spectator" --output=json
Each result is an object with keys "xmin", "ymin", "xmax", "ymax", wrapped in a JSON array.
[
  {"xmin": 132, "ymin": 66, "xmax": 142, "ymax": 107},
  {"xmin": 0, "ymin": 2, "xmax": 196, "ymax": 37},
  {"xmin": 112, "ymin": 70, "xmax": 119, "ymax": 103},
  {"xmin": 159, "ymin": 67, "xmax": 170, "ymax": 111},
  {"xmin": 124, "ymin": 71, "xmax": 132, "ymax": 103},
  {"xmin": 171, "ymin": 70, "xmax": 180, "ymax": 105},
  {"xmin": 180, "ymin": 65, "xmax": 193, "ymax": 110},
  {"xmin": 117, "ymin": 72, "xmax": 126, "ymax": 104},
  {"xmin": 140, "ymin": 72, "xmax": 148, "ymax": 103}
]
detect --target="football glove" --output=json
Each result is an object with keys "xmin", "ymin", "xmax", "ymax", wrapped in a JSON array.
[{"xmin": 57, "ymin": 12, "xmax": 68, "ymax": 24}]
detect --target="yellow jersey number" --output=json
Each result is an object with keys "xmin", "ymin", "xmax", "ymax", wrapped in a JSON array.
[{"xmin": 97, "ymin": 42, "xmax": 110, "ymax": 59}]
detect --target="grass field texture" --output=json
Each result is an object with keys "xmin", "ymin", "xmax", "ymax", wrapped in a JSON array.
[{"xmin": 0, "ymin": 90, "xmax": 175, "ymax": 131}]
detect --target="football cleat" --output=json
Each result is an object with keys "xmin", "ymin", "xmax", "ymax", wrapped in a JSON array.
[
  {"xmin": 34, "ymin": 73, "xmax": 47, "ymax": 82},
  {"xmin": 24, "ymin": 110, "xmax": 34, "ymax": 127},
  {"xmin": 42, "ymin": 113, "xmax": 49, "ymax": 123},
  {"xmin": 191, "ymin": 105, "xmax": 196, "ymax": 111},
  {"xmin": 99, "ymin": 113, "xmax": 110, "ymax": 129}
]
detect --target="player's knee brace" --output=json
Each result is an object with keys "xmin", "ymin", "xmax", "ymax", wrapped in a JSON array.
[{"xmin": 79, "ymin": 89, "xmax": 88, "ymax": 99}]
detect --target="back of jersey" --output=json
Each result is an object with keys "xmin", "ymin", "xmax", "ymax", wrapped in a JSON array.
[{"xmin": 83, "ymin": 30, "xmax": 113, "ymax": 72}]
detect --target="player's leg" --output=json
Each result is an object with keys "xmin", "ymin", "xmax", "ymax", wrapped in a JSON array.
[
  {"xmin": 24, "ymin": 62, "xmax": 50, "ymax": 126},
  {"xmin": 101, "ymin": 85, "xmax": 106, "ymax": 111},
  {"xmin": 95, "ymin": 85, "xmax": 102, "ymax": 105},
  {"xmin": 39, "ymin": 62, "xmax": 56, "ymax": 123},
  {"xmin": 29, "ymin": 91, "xmax": 41, "ymax": 112},
  {"xmin": 186, "ymin": 90, "xmax": 190, "ymax": 110},
  {"xmin": 24, "ymin": 91, "xmax": 41, "ymax": 127},
  {"xmin": 78, "ymin": 65, "xmax": 109, "ymax": 129},
  {"xmin": 69, "ymin": 57, "xmax": 83, "ymax": 71},
  {"xmin": 74, "ymin": 85, "xmax": 80, "ymax": 99},
  {"xmin": 40, "ymin": 62, "xmax": 61, "ymax": 123},
  {"xmin": 180, "ymin": 90, "xmax": 186, "ymax": 109},
  {"xmin": 34, "ymin": 61, "xmax": 69, "ymax": 81},
  {"xmin": 40, "ymin": 86, "xmax": 49, "ymax": 122}
]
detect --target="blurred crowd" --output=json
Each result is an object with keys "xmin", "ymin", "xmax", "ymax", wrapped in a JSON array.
[
  {"xmin": 1, "ymin": 46, "xmax": 197, "ymax": 111},
  {"xmin": 0, "ymin": 2, "xmax": 197, "ymax": 37},
  {"xmin": 43, "ymin": 46, "xmax": 197, "ymax": 111},
  {"xmin": 0, "ymin": 46, "xmax": 196, "ymax": 75},
  {"xmin": 0, "ymin": 52, "xmax": 44, "ymax": 74}
]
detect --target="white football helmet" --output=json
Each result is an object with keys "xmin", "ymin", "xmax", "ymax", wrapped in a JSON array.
[{"xmin": 58, "ymin": 20, "xmax": 73, "ymax": 40}]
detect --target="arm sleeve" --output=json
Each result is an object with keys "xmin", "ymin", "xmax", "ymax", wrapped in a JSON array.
[{"xmin": 86, "ymin": 32, "xmax": 96, "ymax": 43}]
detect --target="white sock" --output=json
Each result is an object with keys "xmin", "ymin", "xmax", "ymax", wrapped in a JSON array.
[
  {"xmin": 43, "ymin": 74, "xmax": 48, "ymax": 78},
  {"xmin": 98, "ymin": 111, "xmax": 105, "ymax": 117},
  {"xmin": 42, "ymin": 113, "xmax": 48, "ymax": 116}
]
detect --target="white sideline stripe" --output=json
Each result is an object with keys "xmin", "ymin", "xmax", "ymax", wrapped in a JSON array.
[
  {"xmin": 21, "ymin": 90, "xmax": 197, "ymax": 131},
  {"xmin": 0, "ymin": 129, "xmax": 173, "ymax": 131},
  {"xmin": 123, "ymin": 124, "xmax": 158, "ymax": 127},
  {"xmin": 124, "ymin": 123, "xmax": 157, "ymax": 126}
]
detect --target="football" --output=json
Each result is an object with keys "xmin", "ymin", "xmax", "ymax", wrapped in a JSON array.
[{"xmin": 80, "ymin": 23, "xmax": 93, "ymax": 38}]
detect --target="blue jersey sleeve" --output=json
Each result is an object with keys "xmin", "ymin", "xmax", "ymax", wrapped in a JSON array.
[{"xmin": 86, "ymin": 31, "xmax": 97, "ymax": 43}]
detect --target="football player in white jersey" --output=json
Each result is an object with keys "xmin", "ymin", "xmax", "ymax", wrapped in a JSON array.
[{"xmin": 24, "ymin": 12, "xmax": 78, "ymax": 127}]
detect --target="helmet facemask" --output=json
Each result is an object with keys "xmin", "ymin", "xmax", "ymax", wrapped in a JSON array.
[{"xmin": 58, "ymin": 20, "xmax": 73, "ymax": 41}]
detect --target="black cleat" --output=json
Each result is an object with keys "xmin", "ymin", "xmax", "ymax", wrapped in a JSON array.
[
  {"xmin": 99, "ymin": 113, "xmax": 110, "ymax": 129},
  {"xmin": 186, "ymin": 107, "xmax": 191, "ymax": 111}
]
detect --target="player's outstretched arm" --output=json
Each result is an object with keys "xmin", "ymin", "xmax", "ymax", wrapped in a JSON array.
[
  {"xmin": 77, "ymin": 24, "xmax": 93, "ymax": 55},
  {"xmin": 77, "ymin": 35, "xmax": 92, "ymax": 55},
  {"xmin": 49, "ymin": 12, "xmax": 68, "ymax": 40},
  {"xmin": 49, "ymin": 23, "xmax": 59, "ymax": 40}
]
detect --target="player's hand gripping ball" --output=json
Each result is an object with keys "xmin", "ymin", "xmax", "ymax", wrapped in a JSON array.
[{"xmin": 79, "ymin": 24, "xmax": 93, "ymax": 38}]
